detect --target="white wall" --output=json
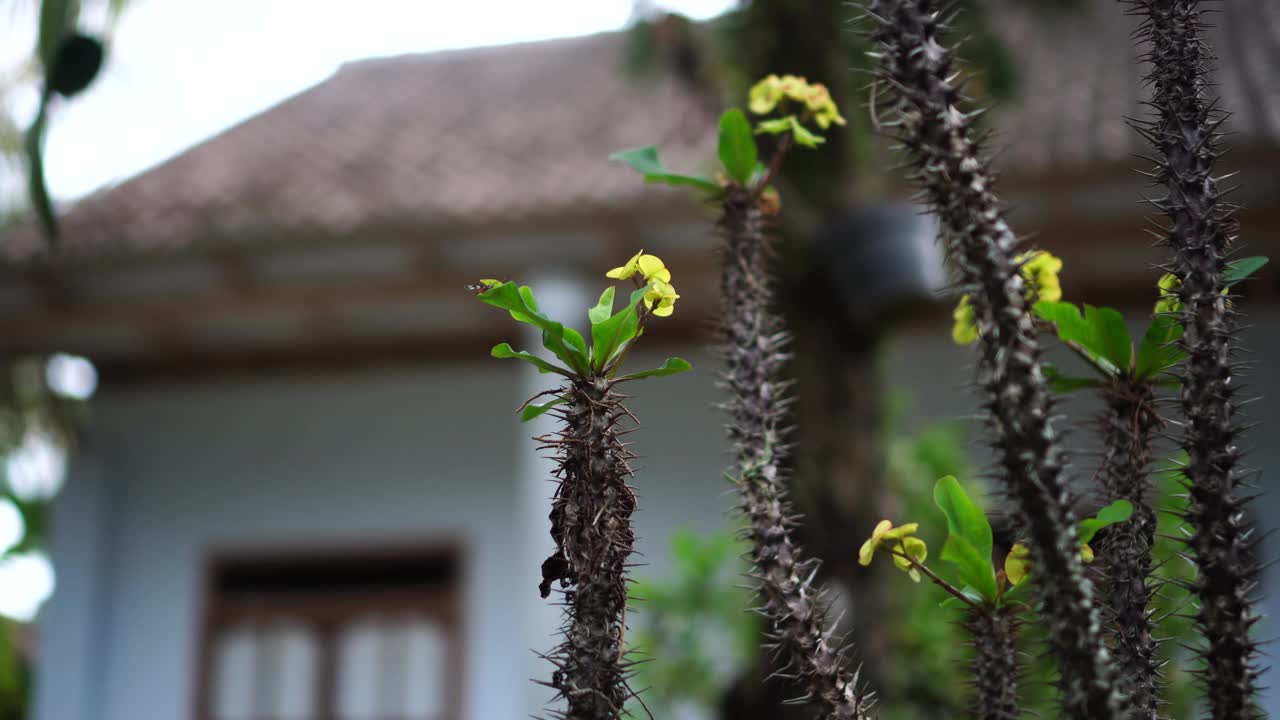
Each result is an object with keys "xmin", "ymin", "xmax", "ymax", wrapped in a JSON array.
[{"xmin": 33, "ymin": 347, "xmax": 733, "ymax": 720}]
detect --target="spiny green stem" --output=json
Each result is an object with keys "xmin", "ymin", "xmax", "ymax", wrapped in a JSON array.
[
  {"xmin": 1096, "ymin": 377, "xmax": 1162, "ymax": 720},
  {"xmin": 1125, "ymin": 2, "xmax": 1262, "ymax": 716},
  {"xmin": 861, "ymin": 2, "xmax": 1117, "ymax": 717},
  {"xmin": 720, "ymin": 186, "xmax": 873, "ymax": 719},
  {"xmin": 537, "ymin": 378, "xmax": 639, "ymax": 720},
  {"xmin": 968, "ymin": 606, "xmax": 1020, "ymax": 720}
]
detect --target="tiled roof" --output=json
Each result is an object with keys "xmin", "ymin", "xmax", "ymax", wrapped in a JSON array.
[
  {"xmin": 3, "ymin": 33, "xmax": 719, "ymax": 262},
  {"xmin": 990, "ymin": 0, "xmax": 1280, "ymax": 173},
  {"xmin": 4, "ymin": 0, "xmax": 1277, "ymax": 262}
]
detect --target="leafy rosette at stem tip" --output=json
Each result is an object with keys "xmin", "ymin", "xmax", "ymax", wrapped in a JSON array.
[
  {"xmin": 471, "ymin": 250, "xmax": 691, "ymax": 393},
  {"xmin": 610, "ymin": 73, "xmax": 843, "ymax": 216},
  {"xmin": 749, "ymin": 73, "xmax": 847, "ymax": 148},
  {"xmin": 472, "ymin": 254, "xmax": 692, "ymax": 718},
  {"xmin": 610, "ymin": 74, "xmax": 872, "ymax": 717}
]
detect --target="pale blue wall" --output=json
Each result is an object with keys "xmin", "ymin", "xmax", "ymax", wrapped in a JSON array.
[{"xmin": 33, "ymin": 349, "xmax": 733, "ymax": 720}]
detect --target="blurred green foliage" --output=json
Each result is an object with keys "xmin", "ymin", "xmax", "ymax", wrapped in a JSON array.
[
  {"xmin": 0, "ymin": 354, "xmax": 92, "ymax": 719},
  {"xmin": 620, "ymin": 0, "xmax": 1090, "ymax": 209},
  {"xmin": 1148, "ymin": 455, "xmax": 1198, "ymax": 718},
  {"xmin": 625, "ymin": 412, "xmax": 980, "ymax": 718},
  {"xmin": 0, "ymin": 619, "xmax": 28, "ymax": 720},
  {"xmin": 626, "ymin": 529, "xmax": 760, "ymax": 717},
  {"xmin": 877, "ymin": 416, "xmax": 975, "ymax": 719}
]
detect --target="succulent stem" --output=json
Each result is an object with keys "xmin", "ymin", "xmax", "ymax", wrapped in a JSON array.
[
  {"xmin": 861, "ymin": 2, "xmax": 1118, "ymax": 716},
  {"xmin": 968, "ymin": 606, "xmax": 1020, "ymax": 720},
  {"xmin": 720, "ymin": 186, "xmax": 873, "ymax": 718},
  {"xmin": 1126, "ymin": 2, "xmax": 1262, "ymax": 716},
  {"xmin": 537, "ymin": 378, "xmax": 638, "ymax": 719},
  {"xmin": 1096, "ymin": 378, "xmax": 1162, "ymax": 719}
]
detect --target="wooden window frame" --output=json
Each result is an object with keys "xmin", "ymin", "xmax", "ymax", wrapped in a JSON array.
[{"xmin": 193, "ymin": 539, "xmax": 465, "ymax": 720}]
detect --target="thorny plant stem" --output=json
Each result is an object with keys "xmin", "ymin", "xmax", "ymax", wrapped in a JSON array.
[
  {"xmin": 719, "ymin": 185, "xmax": 872, "ymax": 719},
  {"xmin": 862, "ymin": 2, "xmax": 1118, "ymax": 717},
  {"xmin": 967, "ymin": 606, "xmax": 1020, "ymax": 720},
  {"xmin": 536, "ymin": 377, "xmax": 639, "ymax": 720},
  {"xmin": 1096, "ymin": 378, "xmax": 1162, "ymax": 720},
  {"xmin": 1126, "ymin": 2, "xmax": 1262, "ymax": 716},
  {"xmin": 754, "ymin": 133, "xmax": 794, "ymax": 196}
]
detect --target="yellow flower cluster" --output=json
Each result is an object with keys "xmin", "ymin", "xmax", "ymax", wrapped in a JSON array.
[
  {"xmin": 952, "ymin": 250, "xmax": 1064, "ymax": 345},
  {"xmin": 749, "ymin": 74, "xmax": 847, "ymax": 130},
  {"xmin": 858, "ymin": 520, "xmax": 928, "ymax": 582},
  {"xmin": 1020, "ymin": 251, "xmax": 1063, "ymax": 304},
  {"xmin": 1154, "ymin": 271, "xmax": 1232, "ymax": 315},
  {"xmin": 606, "ymin": 251, "xmax": 680, "ymax": 317},
  {"xmin": 1155, "ymin": 273, "xmax": 1181, "ymax": 314},
  {"xmin": 1003, "ymin": 541, "xmax": 1094, "ymax": 588},
  {"xmin": 1004, "ymin": 543, "xmax": 1031, "ymax": 587},
  {"xmin": 952, "ymin": 296, "xmax": 978, "ymax": 345}
]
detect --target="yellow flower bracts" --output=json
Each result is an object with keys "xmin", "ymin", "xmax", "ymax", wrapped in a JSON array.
[
  {"xmin": 605, "ymin": 251, "xmax": 680, "ymax": 318},
  {"xmin": 952, "ymin": 250, "xmax": 1063, "ymax": 345},
  {"xmin": 859, "ymin": 520, "xmax": 928, "ymax": 583}
]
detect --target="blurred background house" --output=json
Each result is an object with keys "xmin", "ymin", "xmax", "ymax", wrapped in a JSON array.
[{"xmin": 0, "ymin": 1, "xmax": 1278, "ymax": 719}]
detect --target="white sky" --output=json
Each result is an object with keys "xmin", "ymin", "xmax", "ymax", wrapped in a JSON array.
[{"xmin": 13, "ymin": 0, "xmax": 735, "ymax": 201}]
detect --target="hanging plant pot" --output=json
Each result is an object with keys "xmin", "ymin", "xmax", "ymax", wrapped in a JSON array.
[
  {"xmin": 48, "ymin": 32, "xmax": 104, "ymax": 98},
  {"xmin": 811, "ymin": 203, "xmax": 947, "ymax": 331}
]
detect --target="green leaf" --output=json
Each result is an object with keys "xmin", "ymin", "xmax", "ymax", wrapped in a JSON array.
[
  {"xmin": 1224, "ymin": 256, "xmax": 1268, "ymax": 287},
  {"xmin": 644, "ymin": 173, "xmax": 723, "ymax": 193},
  {"xmin": 490, "ymin": 343, "xmax": 570, "ymax": 376},
  {"xmin": 561, "ymin": 327, "xmax": 589, "ymax": 366},
  {"xmin": 610, "ymin": 146, "xmax": 720, "ymax": 194},
  {"xmin": 939, "ymin": 585, "xmax": 985, "ymax": 609},
  {"xmin": 790, "ymin": 121, "xmax": 824, "ymax": 148},
  {"xmin": 1033, "ymin": 301, "xmax": 1121, "ymax": 376},
  {"xmin": 753, "ymin": 115, "xmax": 825, "ymax": 148},
  {"xmin": 1043, "ymin": 364, "xmax": 1105, "ymax": 393},
  {"xmin": 588, "ymin": 287, "xmax": 615, "ymax": 325},
  {"xmin": 478, "ymin": 281, "xmax": 535, "ymax": 322},
  {"xmin": 629, "ymin": 284, "xmax": 651, "ymax": 308},
  {"xmin": 1034, "ymin": 300, "xmax": 1094, "ymax": 354},
  {"xmin": 478, "ymin": 282, "xmax": 589, "ymax": 375},
  {"xmin": 1087, "ymin": 305, "xmax": 1131, "ymax": 372},
  {"xmin": 610, "ymin": 146, "xmax": 666, "ymax": 175},
  {"xmin": 754, "ymin": 118, "xmax": 794, "ymax": 135},
  {"xmin": 999, "ymin": 576, "xmax": 1035, "ymax": 607},
  {"xmin": 718, "ymin": 109, "xmax": 757, "ymax": 185},
  {"xmin": 591, "ymin": 287, "xmax": 647, "ymax": 371},
  {"xmin": 616, "ymin": 357, "xmax": 692, "ymax": 381},
  {"xmin": 520, "ymin": 395, "xmax": 571, "ymax": 422},
  {"xmin": 1078, "ymin": 499, "xmax": 1134, "ymax": 545},
  {"xmin": 933, "ymin": 476, "xmax": 998, "ymax": 602},
  {"xmin": 518, "ymin": 285, "xmax": 540, "ymax": 312},
  {"xmin": 1134, "ymin": 314, "xmax": 1186, "ymax": 380}
]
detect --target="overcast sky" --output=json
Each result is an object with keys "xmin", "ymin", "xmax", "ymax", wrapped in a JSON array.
[{"xmin": 13, "ymin": 0, "xmax": 735, "ymax": 201}]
